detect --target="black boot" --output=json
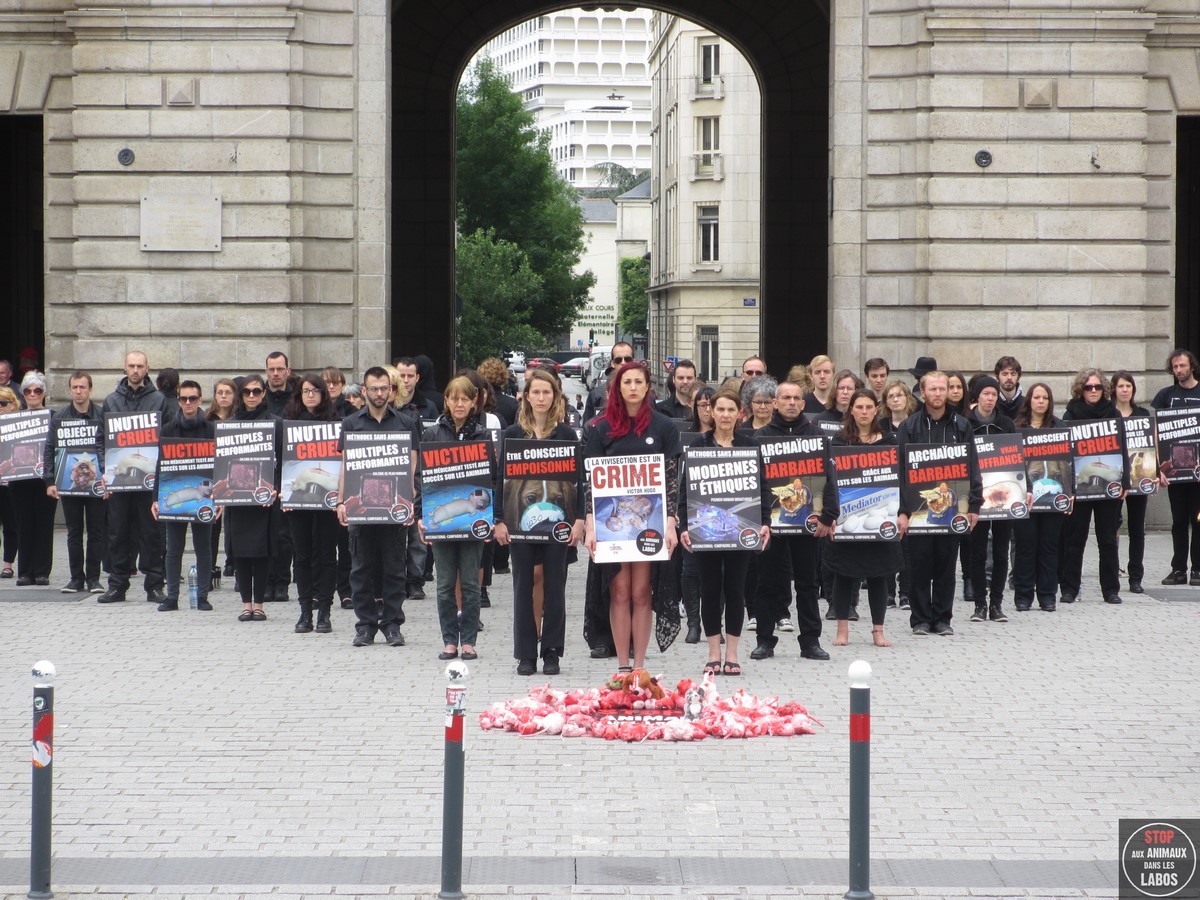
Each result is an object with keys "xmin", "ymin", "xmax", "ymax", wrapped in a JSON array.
[
  {"xmin": 315, "ymin": 602, "xmax": 332, "ymax": 633},
  {"xmin": 682, "ymin": 574, "xmax": 701, "ymax": 643},
  {"xmin": 294, "ymin": 601, "xmax": 314, "ymax": 633},
  {"xmin": 963, "ymin": 579, "xmax": 976, "ymax": 603}
]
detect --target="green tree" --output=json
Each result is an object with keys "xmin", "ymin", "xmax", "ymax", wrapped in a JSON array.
[
  {"xmin": 455, "ymin": 228, "xmax": 544, "ymax": 366},
  {"xmin": 590, "ymin": 162, "xmax": 649, "ymax": 200},
  {"xmin": 617, "ymin": 256, "xmax": 649, "ymax": 336},
  {"xmin": 456, "ymin": 58, "xmax": 595, "ymax": 340}
]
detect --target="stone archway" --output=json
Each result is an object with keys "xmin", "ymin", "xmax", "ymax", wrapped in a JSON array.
[{"xmin": 391, "ymin": 1, "xmax": 830, "ymax": 381}]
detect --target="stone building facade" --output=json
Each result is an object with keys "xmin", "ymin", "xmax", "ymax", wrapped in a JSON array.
[{"xmin": 3, "ymin": 0, "xmax": 1200, "ymax": 395}]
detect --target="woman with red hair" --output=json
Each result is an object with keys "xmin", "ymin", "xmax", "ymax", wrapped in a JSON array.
[{"xmin": 583, "ymin": 361, "xmax": 683, "ymax": 671}]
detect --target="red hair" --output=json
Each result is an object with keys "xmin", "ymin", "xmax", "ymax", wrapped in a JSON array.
[{"xmin": 604, "ymin": 361, "xmax": 653, "ymax": 439}]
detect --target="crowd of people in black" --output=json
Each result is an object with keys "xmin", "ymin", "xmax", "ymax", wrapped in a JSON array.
[{"xmin": 2, "ymin": 344, "xmax": 1197, "ymax": 678}]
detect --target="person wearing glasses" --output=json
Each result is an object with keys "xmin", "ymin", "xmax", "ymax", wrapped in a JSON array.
[
  {"xmin": 206, "ymin": 378, "xmax": 238, "ymax": 585},
  {"xmin": 740, "ymin": 375, "xmax": 777, "ymax": 432},
  {"xmin": 215, "ymin": 374, "xmax": 282, "ymax": 621},
  {"xmin": 97, "ymin": 351, "xmax": 171, "ymax": 605},
  {"xmin": 284, "ymin": 374, "xmax": 341, "ymax": 634},
  {"xmin": 43, "ymin": 370, "xmax": 106, "ymax": 593},
  {"xmin": 1059, "ymin": 368, "xmax": 1125, "ymax": 605},
  {"xmin": 583, "ymin": 341, "xmax": 635, "ymax": 423},
  {"xmin": 151, "ymin": 380, "xmax": 217, "ymax": 611},
  {"xmin": 7, "ymin": 372, "xmax": 56, "ymax": 586},
  {"xmin": 0, "ymin": 386, "xmax": 19, "ymax": 579}
]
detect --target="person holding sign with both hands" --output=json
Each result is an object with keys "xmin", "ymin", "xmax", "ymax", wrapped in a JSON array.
[{"xmin": 679, "ymin": 386, "xmax": 771, "ymax": 675}]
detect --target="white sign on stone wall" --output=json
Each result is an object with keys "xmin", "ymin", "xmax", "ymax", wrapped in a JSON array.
[{"xmin": 140, "ymin": 194, "xmax": 222, "ymax": 252}]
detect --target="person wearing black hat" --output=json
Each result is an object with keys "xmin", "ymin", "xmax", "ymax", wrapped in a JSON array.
[{"xmin": 965, "ymin": 375, "xmax": 1016, "ymax": 623}]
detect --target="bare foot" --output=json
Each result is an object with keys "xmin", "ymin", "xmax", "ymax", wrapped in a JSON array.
[
  {"xmin": 872, "ymin": 627, "xmax": 891, "ymax": 647},
  {"xmin": 832, "ymin": 622, "xmax": 849, "ymax": 646}
]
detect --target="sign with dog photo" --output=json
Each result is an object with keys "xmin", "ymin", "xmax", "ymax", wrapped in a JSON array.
[{"xmin": 501, "ymin": 439, "xmax": 579, "ymax": 543}]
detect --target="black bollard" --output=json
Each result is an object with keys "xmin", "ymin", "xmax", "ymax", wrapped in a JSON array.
[
  {"xmin": 845, "ymin": 660, "xmax": 873, "ymax": 900},
  {"xmin": 439, "ymin": 661, "xmax": 468, "ymax": 900},
  {"xmin": 30, "ymin": 660, "xmax": 56, "ymax": 900}
]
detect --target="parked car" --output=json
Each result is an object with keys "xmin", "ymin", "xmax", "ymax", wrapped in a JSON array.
[
  {"xmin": 559, "ymin": 356, "xmax": 589, "ymax": 378},
  {"xmin": 526, "ymin": 357, "xmax": 561, "ymax": 373},
  {"xmin": 506, "ymin": 351, "xmax": 526, "ymax": 374}
]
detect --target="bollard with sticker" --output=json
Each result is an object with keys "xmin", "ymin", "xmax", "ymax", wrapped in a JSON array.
[
  {"xmin": 439, "ymin": 661, "xmax": 468, "ymax": 900},
  {"xmin": 30, "ymin": 660, "xmax": 55, "ymax": 900},
  {"xmin": 845, "ymin": 660, "xmax": 873, "ymax": 900}
]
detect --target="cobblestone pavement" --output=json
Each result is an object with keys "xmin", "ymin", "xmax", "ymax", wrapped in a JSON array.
[{"xmin": 1, "ymin": 521, "xmax": 1197, "ymax": 899}]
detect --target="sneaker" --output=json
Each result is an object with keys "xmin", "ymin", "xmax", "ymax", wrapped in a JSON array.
[
  {"xmin": 970, "ymin": 603, "xmax": 986, "ymax": 623},
  {"xmin": 824, "ymin": 606, "xmax": 836, "ymax": 621},
  {"xmin": 517, "ymin": 658, "xmax": 537, "ymax": 676},
  {"xmin": 912, "ymin": 623, "xmax": 932, "ymax": 636},
  {"xmin": 157, "ymin": 600, "xmax": 179, "ymax": 612},
  {"xmin": 409, "ymin": 586, "xmax": 426, "ymax": 600},
  {"xmin": 87, "ymin": 579, "xmax": 103, "ymax": 594},
  {"xmin": 384, "ymin": 626, "xmax": 406, "ymax": 647},
  {"xmin": 934, "ymin": 622, "xmax": 955, "ymax": 636},
  {"xmin": 196, "ymin": 598, "xmax": 213, "ymax": 611},
  {"xmin": 1162, "ymin": 570, "xmax": 1187, "ymax": 585},
  {"xmin": 542, "ymin": 652, "xmax": 560, "ymax": 676},
  {"xmin": 493, "ymin": 564, "xmax": 510, "ymax": 575},
  {"xmin": 777, "ymin": 617, "xmax": 794, "ymax": 633},
  {"xmin": 1104, "ymin": 592, "xmax": 1123, "ymax": 605},
  {"xmin": 898, "ymin": 596, "xmax": 911, "ymax": 610},
  {"xmin": 988, "ymin": 604, "xmax": 1008, "ymax": 623},
  {"xmin": 886, "ymin": 597, "xmax": 897, "ymax": 610},
  {"xmin": 1191, "ymin": 572, "xmax": 1200, "ymax": 587},
  {"xmin": 97, "ymin": 589, "xmax": 127, "ymax": 604},
  {"xmin": 747, "ymin": 616, "xmax": 757, "ymax": 630},
  {"xmin": 848, "ymin": 606, "xmax": 860, "ymax": 623},
  {"xmin": 147, "ymin": 588, "xmax": 167, "ymax": 605},
  {"xmin": 60, "ymin": 579, "xmax": 85, "ymax": 593},
  {"xmin": 352, "ymin": 628, "xmax": 375, "ymax": 647}
]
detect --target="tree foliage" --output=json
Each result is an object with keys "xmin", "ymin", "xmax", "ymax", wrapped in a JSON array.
[
  {"xmin": 589, "ymin": 162, "xmax": 650, "ymax": 200},
  {"xmin": 456, "ymin": 58, "xmax": 595, "ymax": 343},
  {"xmin": 455, "ymin": 229, "xmax": 544, "ymax": 366},
  {"xmin": 617, "ymin": 256, "xmax": 649, "ymax": 337}
]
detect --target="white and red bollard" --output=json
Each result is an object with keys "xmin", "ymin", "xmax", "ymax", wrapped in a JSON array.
[
  {"xmin": 30, "ymin": 660, "xmax": 56, "ymax": 900},
  {"xmin": 845, "ymin": 660, "xmax": 873, "ymax": 900},
  {"xmin": 440, "ymin": 661, "xmax": 468, "ymax": 900}
]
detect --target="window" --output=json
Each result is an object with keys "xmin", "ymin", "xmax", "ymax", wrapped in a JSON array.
[
  {"xmin": 698, "ymin": 206, "xmax": 719, "ymax": 263},
  {"xmin": 701, "ymin": 42, "xmax": 720, "ymax": 84},
  {"xmin": 698, "ymin": 326, "xmax": 719, "ymax": 383},
  {"xmin": 699, "ymin": 117, "xmax": 719, "ymax": 167}
]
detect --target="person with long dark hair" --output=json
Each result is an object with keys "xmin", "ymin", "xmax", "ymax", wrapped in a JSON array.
[
  {"xmin": 1111, "ymin": 370, "xmax": 1151, "ymax": 594},
  {"xmin": 583, "ymin": 361, "xmax": 683, "ymax": 672},
  {"xmin": 690, "ymin": 386, "xmax": 715, "ymax": 434},
  {"xmin": 215, "ymin": 374, "xmax": 281, "ymax": 621},
  {"xmin": 1012, "ymin": 382, "xmax": 1067, "ymax": 611},
  {"xmin": 1060, "ymin": 368, "xmax": 1125, "ymax": 604},
  {"xmin": 493, "ymin": 368, "xmax": 583, "ymax": 675},
  {"xmin": 284, "ymin": 373, "xmax": 340, "ymax": 633}
]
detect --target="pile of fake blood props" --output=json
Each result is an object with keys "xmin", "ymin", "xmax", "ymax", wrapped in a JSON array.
[{"xmin": 479, "ymin": 670, "xmax": 822, "ymax": 741}]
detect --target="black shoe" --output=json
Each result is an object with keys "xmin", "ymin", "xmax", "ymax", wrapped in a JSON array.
[
  {"xmin": 157, "ymin": 600, "xmax": 179, "ymax": 612},
  {"xmin": 799, "ymin": 641, "xmax": 830, "ymax": 660},
  {"xmin": 479, "ymin": 590, "xmax": 491, "ymax": 608},
  {"xmin": 196, "ymin": 598, "xmax": 213, "ymax": 611},
  {"xmin": 1104, "ymin": 592, "xmax": 1123, "ymax": 604},
  {"xmin": 272, "ymin": 588, "xmax": 291, "ymax": 603},
  {"xmin": 1041, "ymin": 601, "xmax": 1057, "ymax": 612},
  {"xmin": 147, "ymin": 588, "xmax": 166, "ymax": 605},
  {"xmin": 1191, "ymin": 572, "xmax": 1200, "ymax": 587},
  {"xmin": 750, "ymin": 642, "xmax": 774, "ymax": 660},
  {"xmin": 384, "ymin": 626, "xmax": 406, "ymax": 647},
  {"xmin": 934, "ymin": 622, "xmax": 955, "ymax": 636},
  {"xmin": 352, "ymin": 628, "xmax": 375, "ymax": 647},
  {"xmin": 295, "ymin": 612, "xmax": 314, "ymax": 633},
  {"xmin": 824, "ymin": 605, "xmax": 836, "ymax": 621},
  {"xmin": 33, "ymin": 576, "xmax": 50, "ymax": 586},
  {"xmin": 970, "ymin": 603, "xmax": 986, "ymax": 623},
  {"xmin": 1060, "ymin": 590, "xmax": 1078, "ymax": 604},
  {"xmin": 493, "ymin": 565, "xmax": 510, "ymax": 574},
  {"xmin": 210, "ymin": 567, "xmax": 221, "ymax": 590},
  {"xmin": 409, "ymin": 586, "xmax": 426, "ymax": 600},
  {"xmin": 517, "ymin": 659, "xmax": 537, "ymax": 676},
  {"xmin": 962, "ymin": 580, "xmax": 975, "ymax": 603},
  {"xmin": 97, "ymin": 589, "xmax": 126, "ymax": 604},
  {"xmin": 87, "ymin": 579, "xmax": 103, "ymax": 593},
  {"xmin": 340, "ymin": 595, "xmax": 353, "ymax": 609},
  {"xmin": 1129, "ymin": 580, "xmax": 1144, "ymax": 594},
  {"xmin": 542, "ymin": 652, "xmax": 560, "ymax": 676},
  {"xmin": 988, "ymin": 604, "xmax": 1008, "ymax": 623},
  {"xmin": 16, "ymin": 576, "xmax": 33, "ymax": 586},
  {"xmin": 1162, "ymin": 570, "xmax": 1187, "ymax": 585},
  {"xmin": 589, "ymin": 645, "xmax": 616, "ymax": 659},
  {"xmin": 886, "ymin": 597, "xmax": 897, "ymax": 609},
  {"xmin": 898, "ymin": 596, "xmax": 910, "ymax": 610},
  {"xmin": 223, "ymin": 562, "xmax": 236, "ymax": 578},
  {"xmin": 315, "ymin": 608, "xmax": 332, "ymax": 632},
  {"xmin": 1014, "ymin": 602, "xmax": 1032, "ymax": 612},
  {"xmin": 848, "ymin": 606, "xmax": 860, "ymax": 623},
  {"xmin": 685, "ymin": 622, "xmax": 701, "ymax": 644},
  {"xmin": 61, "ymin": 579, "xmax": 85, "ymax": 593},
  {"xmin": 912, "ymin": 623, "xmax": 931, "ymax": 636}
]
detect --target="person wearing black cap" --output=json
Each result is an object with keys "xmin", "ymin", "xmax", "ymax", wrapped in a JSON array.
[{"xmin": 965, "ymin": 375, "xmax": 1016, "ymax": 623}]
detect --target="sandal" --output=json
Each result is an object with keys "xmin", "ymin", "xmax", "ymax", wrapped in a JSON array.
[
  {"xmin": 238, "ymin": 609, "xmax": 253, "ymax": 622},
  {"xmin": 617, "ymin": 665, "xmax": 634, "ymax": 674},
  {"xmin": 250, "ymin": 609, "xmax": 267, "ymax": 621},
  {"xmin": 703, "ymin": 660, "xmax": 722, "ymax": 675},
  {"xmin": 722, "ymin": 661, "xmax": 742, "ymax": 676}
]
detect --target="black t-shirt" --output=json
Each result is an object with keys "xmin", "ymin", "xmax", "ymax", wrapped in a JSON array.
[{"xmin": 1152, "ymin": 382, "xmax": 1200, "ymax": 409}]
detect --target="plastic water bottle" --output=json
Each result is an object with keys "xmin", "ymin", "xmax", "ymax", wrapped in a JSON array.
[{"xmin": 187, "ymin": 565, "xmax": 198, "ymax": 609}]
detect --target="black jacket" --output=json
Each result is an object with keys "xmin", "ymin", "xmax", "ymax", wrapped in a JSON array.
[
  {"xmin": 753, "ymin": 410, "xmax": 822, "ymax": 441},
  {"xmin": 896, "ymin": 406, "xmax": 982, "ymax": 515},
  {"xmin": 102, "ymin": 377, "xmax": 171, "ymax": 419},
  {"xmin": 965, "ymin": 408, "xmax": 1016, "ymax": 436}
]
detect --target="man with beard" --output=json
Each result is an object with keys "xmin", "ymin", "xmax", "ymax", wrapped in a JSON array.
[
  {"xmin": 1152, "ymin": 349, "xmax": 1200, "ymax": 585},
  {"xmin": 657, "ymin": 358, "xmax": 699, "ymax": 419},
  {"xmin": 97, "ymin": 351, "xmax": 171, "ymax": 605},
  {"xmin": 994, "ymin": 356, "xmax": 1024, "ymax": 420},
  {"xmin": 804, "ymin": 355, "xmax": 835, "ymax": 413},
  {"xmin": 897, "ymin": 371, "xmax": 981, "ymax": 635},
  {"xmin": 750, "ymin": 379, "xmax": 829, "ymax": 661}
]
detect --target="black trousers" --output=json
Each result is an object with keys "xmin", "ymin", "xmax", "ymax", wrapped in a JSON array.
[
  {"xmin": 834, "ymin": 574, "xmax": 888, "ymax": 625},
  {"xmin": 1122, "ymin": 493, "xmax": 1147, "ymax": 584},
  {"xmin": 1059, "ymin": 498, "xmax": 1121, "ymax": 595},
  {"xmin": 511, "ymin": 541, "xmax": 568, "ymax": 660},
  {"xmin": 1012, "ymin": 515, "xmax": 1062, "ymax": 607},
  {"xmin": 12, "ymin": 480, "xmax": 56, "ymax": 580},
  {"xmin": 970, "ymin": 520, "xmax": 1012, "ymax": 603},
  {"xmin": 62, "ymin": 496, "xmax": 106, "ymax": 582},
  {"xmin": 235, "ymin": 557, "xmax": 269, "ymax": 604},
  {"xmin": 164, "ymin": 521, "xmax": 212, "ymax": 602},
  {"xmin": 1166, "ymin": 482, "xmax": 1200, "ymax": 573},
  {"xmin": 337, "ymin": 526, "xmax": 352, "ymax": 598},
  {"xmin": 907, "ymin": 534, "xmax": 957, "ymax": 629},
  {"xmin": 106, "ymin": 492, "xmax": 164, "ymax": 594},
  {"xmin": 270, "ymin": 501, "xmax": 292, "ymax": 592},
  {"xmin": 288, "ymin": 510, "xmax": 338, "ymax": 605},
  {"xmin": 697, "ymin": 550, "xmax": 750, "ymax": 638},
  {"xmin": 753, "ymin": 535, "xmax": 820, "ymax": 648},
  {"xmin": 348, "ymin": 524, "xmax": 407, "ymax": 632},
  {"xmin": 0, "ymin": 484, "xmax": 18, "ymax": 565}
]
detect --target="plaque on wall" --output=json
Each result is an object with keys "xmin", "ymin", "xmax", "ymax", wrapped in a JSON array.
[{"xmin": 140, "ymin": 194, "xmax": 222, "ymax": 252}]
